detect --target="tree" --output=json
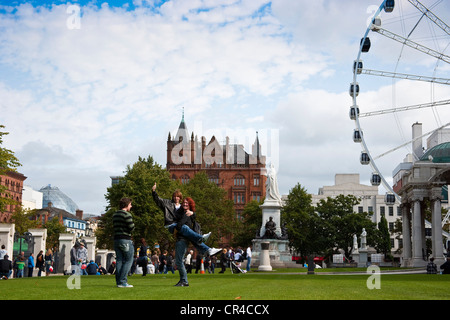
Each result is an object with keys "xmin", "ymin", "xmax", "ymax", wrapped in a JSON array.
[
  {"xmin": 98, "ymin": 155, "xmax": 178, "ymax": 250},
  {"xmin": 281, "ymin": 183, "xmax": 317, "ymax": 257},
  {"xmin": 10, "ymin": 208, "xmax": 39, "ymax": 234},
  {"xmin": 0, "ymin": 125, "xmax": 22, "ymax": 211},
  {"xmin": 43, "ymin": 217, "xmax": 67, "ymax": 250},
  {"xmin": 232, "ymin": 200, "xmax": 263, "ymax": 247},
  {"xmin": 314, "ymin": 194, "xmax": 377, "ymax": 260},
  {"xmin": 181, "ymin": 172, "xmax": 237, "ymax": 247},
  {"xmin": 375, "ymin": 214, "xmax": 392, "ymax": 259},
  {"xmin": 98, "ymin": 156, "xmax": 237, "ymax": 251}
]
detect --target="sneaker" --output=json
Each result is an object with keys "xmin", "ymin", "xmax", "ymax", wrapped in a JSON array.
[
  {"xmin": 202, "ymin": 232, "xmax": 211, "ymax": 243},
  {"xmin": 208, "ymin": 248, "xmax": 221, "ymax": 256},
  {"xmin": 174, "ymin": 281, "xmax": 189, "ymax": 287},
  {"xmin": 117, "ymin": 283, "xmax": 133, "ymax": 288}
]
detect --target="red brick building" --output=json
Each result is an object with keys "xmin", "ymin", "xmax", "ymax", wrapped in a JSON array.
[
  {"xmin": 0, "ymin": 171, "xmax": 27, "ymax": 222},
  {"xmin": 167, "ymin": 115, "xmax": 266, "ymax": 216}
]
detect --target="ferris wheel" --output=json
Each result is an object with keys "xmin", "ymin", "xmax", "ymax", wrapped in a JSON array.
[{"xmin": 350, "ymin": 0, "xmax": 450, "ymax": 205}]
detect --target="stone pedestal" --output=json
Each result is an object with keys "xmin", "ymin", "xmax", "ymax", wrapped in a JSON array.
[
  {"xmin": 258, "ymin": 241, "xmax": 272, "ymax": 271},
  {"xmin": 259, "ymin": 200, "xmax": 282, "ymax": 238},
  {"xmin": 251, "ymin": 238, "xmax": 296, "ymax": 268},
  {"xmin": 357, "ymin": 249, "xmax": 368, "ymax": 268}
]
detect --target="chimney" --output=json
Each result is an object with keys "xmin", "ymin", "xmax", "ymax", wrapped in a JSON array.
[
  {"xmin": 76, "ymin": 209, "xmax": 83, "ymax": 220},
  {"xmin": 412, "ymin": 122, "xmax": 423, "ymax": 161}
]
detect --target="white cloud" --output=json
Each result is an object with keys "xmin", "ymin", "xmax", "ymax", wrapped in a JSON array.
[{"xmin": 1, "ymin": 0, "xmax": 449, "ymax": 213}]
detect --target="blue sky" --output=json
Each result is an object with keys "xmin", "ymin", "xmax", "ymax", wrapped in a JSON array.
[{"xmin": 1, "ymin": 0, "xmax": 449, "ymax": 214}]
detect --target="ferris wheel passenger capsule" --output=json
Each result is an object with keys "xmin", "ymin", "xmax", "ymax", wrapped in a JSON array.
[
  {"xmin": 353, "ymin": 129, "xmax": 362, "ymax": 143},
  {"xmin": 349, "ymin": 82, "xmax": 359, "ymax": 97},
  {"xmin": 353, "ymin": 60, "xmax": 363, "ymax": 74},
  {"xmin": 384, "ymin": 0, "xmax": 395, "ymax": 13},
  {"xmin": 349, "ymin": 106, "xmax": 359, "ymax": 120},
  {"xmin": 360, "ymin": 37, "xmax": 371, "ymax": 52},
  {"xmin": 370, "ymin": 173, "xmax": 381, "ymax": 186},
  {"xmin": 370, "ymin": 17, "xmax": 381, "ymax": 31},
  {"xmin": 385, "ymin": 193, "xmax": 396, "ymax": 205},
  {"xmin": 360, "ymin": 152, "xmax": 370, "ymax": 165}
]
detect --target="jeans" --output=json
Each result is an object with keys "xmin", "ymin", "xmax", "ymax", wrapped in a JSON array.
[
  {"xmin": 175, "ymin": 239, "xmax": 189, "ymax": 283},
  {"xmin": 246, "ymin": 257, "xmax": 252, "ymax": 271},
  {"xmin": 168, "ymin": 224, "xmax": 210, "ymax": 254},
  {"xmin": 114, "ymin": 239, "xmax": 134, "ymax": 286}
]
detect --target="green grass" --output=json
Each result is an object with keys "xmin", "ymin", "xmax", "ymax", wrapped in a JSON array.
[{"xmin": 2, "ymin": 270, "xmax": 450, "ymax": 300}]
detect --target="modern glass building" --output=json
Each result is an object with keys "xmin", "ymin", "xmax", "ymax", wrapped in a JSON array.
[{"xmin": 39, "ymin": 184, "xmax": 79, "ymax": 214}]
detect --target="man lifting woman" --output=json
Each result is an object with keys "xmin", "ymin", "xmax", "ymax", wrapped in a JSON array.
[{"xmin": 152, "ymin": 183, "xmax": 221, "ymax": 286}]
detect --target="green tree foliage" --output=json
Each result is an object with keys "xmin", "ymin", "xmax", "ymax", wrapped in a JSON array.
[
  {"xmin": 282, "ymin": 185, "xmax": 378, "ymax": 261},
  {"xmin": 315, "ymin": 194, "xmax": 377, "ymax": 259},
  {"xmin": 182, "ymin": 172, "xmax": 236, "ymax": 246},
  {"xmin": 98, "ymin": 156, "xmax": 178, "ymax": 250},
  {"xmin": 99, "ymin": 156, "xmax": 236, "ymax": 251},
  {"xmin": 0, "ymin": 125, "xmax": 22, "ymax": 211},
  {"xmin": 10, "ymin": 208, "xmax": 39, "ymax": 234},
  {"xmin": 232, "ymin": 200, "xmax": 263, "ymax": 247},
  {"xmin": 43, "ymin": 217, "xmax": 67, "ymax": 250},
  {"xmin": 375, "ymin": 214, "xmax": 392, "ymax": 259},
  {"xmin": 281, "ymin": 183, "xmax": 317, "ymax": 257}
]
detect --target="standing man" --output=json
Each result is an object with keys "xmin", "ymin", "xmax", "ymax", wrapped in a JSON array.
[
  {"xmin": 246, "ymin": 245, "xmax": 252, "ymax": 272},
  {"xmin": 113, "ymin": 197, "xmax": 135, "ymax": 288}
]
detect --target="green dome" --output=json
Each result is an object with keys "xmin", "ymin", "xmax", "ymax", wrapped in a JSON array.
[{"xmin": 420, "ymin": 142, "xmax": 450, "ymax": 163}]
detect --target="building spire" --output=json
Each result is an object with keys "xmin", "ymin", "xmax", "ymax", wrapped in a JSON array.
[{"xmin": 182, "ymin": 107, "xmax": 185, "ymax": 122}]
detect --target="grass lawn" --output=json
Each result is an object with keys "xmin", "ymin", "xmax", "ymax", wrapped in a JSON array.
[{"xmin": 1, "ymin": 269, "xmax": 449, "ymax": 301}]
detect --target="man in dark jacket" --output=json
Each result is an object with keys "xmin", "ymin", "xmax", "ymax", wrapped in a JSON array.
[
  {"xmin": 440, "ymin": 256, "xmax": 450, "ymax": 274},
  {"xmin": 152, "ymin": 182, "xmax": 182, "ymax": 226},
  {"xmin": 113, "ymin": 197, "xmax": 135, "ymax": 288},
  {"xmin": 0, "ymin": 255, "xmax": 13, "ymax": 279}
]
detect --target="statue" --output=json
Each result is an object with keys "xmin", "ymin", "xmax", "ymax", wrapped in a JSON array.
[
  {"xmin": 265, "ymin": 163, "xmax": 281, "ymax": 202},
  {"xmin": 262, "ymin": 217, "xmax": 278, "ymax": 239},
  {"xmin": 360, "ymin": 228, "xmax": 367, "ymax": 250},
  {"xmin": 352, "ymin": 234, "xmax": 358, "ymax": 252}
]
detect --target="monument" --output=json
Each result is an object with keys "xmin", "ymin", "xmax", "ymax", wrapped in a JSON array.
[
  {"xmin": 351, "ymin": 229, "xmax": 368, "ymax": 267},
  {"xmin": 252, "ymin": 163, "xmax": 296, "ymax": 269}
]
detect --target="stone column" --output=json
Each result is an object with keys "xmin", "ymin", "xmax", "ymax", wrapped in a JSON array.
[
  {"xmin": 58, "ymin": 233, "xmax": 76, "ymax": 274},
  {"xmin": 96, "ymin": 249, "xmax": 108, "ymax": 266},
  {"xmin": 0, "ymin": 223, "xmax": 15, "ymax": 259},
  {"xmin": 83, "ymin": 237, "xmax": 97, "ymax": 262},
  {"xmin": 412, "ymin": 199, "xmax": 426, "ymax": 266},
  {"xmin": 431, "ymin": 188, "xmax": 445, "ymax": 265},
  {"xmin": 401, "ymin": 203, "xmax": 412, "ymax": 261},
  {"xmin": 258, "ymin": 241, "xmax": 272, "ymax": 271},
  {"xmin": 29, "ymin": 228, "xmax": 47, "ymax": 256}
]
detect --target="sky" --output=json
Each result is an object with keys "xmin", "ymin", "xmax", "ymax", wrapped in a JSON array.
[{"xmin": 1, "ymin": 0, "xmax": 450, "ymax": 215}]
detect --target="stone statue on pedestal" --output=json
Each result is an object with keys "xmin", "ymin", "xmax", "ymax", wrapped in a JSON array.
[
  {"xmin": 352, "ymin": 234, "xmax": 359, "ymax": 254},
  {"xmin": 360, "ymin": 228, "xmax": 367, "ymax": 250},
  {"xmin": 265, "ymin": 163, "xmax": 281, "ymax": 203},
  {"xmin": 262, "ymin": 217, "xmax": 278, "ymax": 239}
]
